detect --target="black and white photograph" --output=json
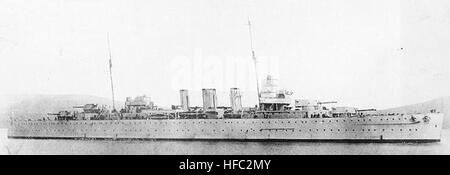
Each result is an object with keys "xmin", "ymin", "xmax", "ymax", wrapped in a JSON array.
[{"xmin": 1, "ymin": 0, "xmax": 450, "ymax": 156}]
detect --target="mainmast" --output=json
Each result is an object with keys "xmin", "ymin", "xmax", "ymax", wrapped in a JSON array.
[
  {"xmin": 247, "ymin": 18, "xmax": 261, "ymax": 109},
  {"xmin": 107, "ymin": 33, "xmax": 116, "ymax": 112}
]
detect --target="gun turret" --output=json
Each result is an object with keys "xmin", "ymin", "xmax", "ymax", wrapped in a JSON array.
[
  {"xmin": 47, "ymin": 111, "xmax": 76, "ymax": 120},
  {"xmin": 73, "ymin": 104, "xmax": 99, "ymax": 109}
]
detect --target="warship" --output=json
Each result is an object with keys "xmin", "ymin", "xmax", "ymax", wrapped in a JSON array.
[{"xmin": 7, "ymin": 21, "xmax": 443, "ymax": 142}]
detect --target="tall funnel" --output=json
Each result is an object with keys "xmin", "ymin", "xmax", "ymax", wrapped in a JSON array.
[
  {"xmin": 202, "ymin": 88, "xmax": 217, "ymax": 111},
  {"xmin": 230, "ymin": 88, "xmax": 242, "ymax": 112},
  {"xmin": 179, "ymin": 89, "xmax": 189, "ymax": 111}
]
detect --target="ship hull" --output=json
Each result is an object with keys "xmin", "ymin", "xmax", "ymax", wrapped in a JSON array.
[{"xmin": 7, "ymin": 113, "xmax": 443, "ymax": 142}]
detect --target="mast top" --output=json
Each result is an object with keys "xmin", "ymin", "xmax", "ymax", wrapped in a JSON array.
[{"xmin": 247, "ymin": 17, "xmax": 256, "ymax": 61}]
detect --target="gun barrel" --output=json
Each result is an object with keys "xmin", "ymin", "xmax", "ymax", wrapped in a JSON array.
[
  {"xmin": 318, "ymin": 101, "xmax": 337, "ymax": 104},
  {"xmin": 356, "ymin": 109, "xmax": 376, "ymax": 112}
]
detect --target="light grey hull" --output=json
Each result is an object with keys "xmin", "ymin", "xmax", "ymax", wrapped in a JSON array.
[{"xmin": 8, "ymin": 113, "xmax": 443, "ymax": 142}]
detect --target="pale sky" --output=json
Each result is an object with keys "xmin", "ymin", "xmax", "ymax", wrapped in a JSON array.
[{"xmin": 1, "ymin": 0, "xmax": 450, "ymax": 109}]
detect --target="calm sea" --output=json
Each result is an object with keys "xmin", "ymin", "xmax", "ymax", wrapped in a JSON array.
[{"xmin": 1, "ymin": 128, "xmax": 450, "ymax": 155}]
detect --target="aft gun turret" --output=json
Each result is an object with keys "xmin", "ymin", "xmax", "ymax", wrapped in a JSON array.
[{"xmin": 47, "ymin": 111, "xmax": 77, "ymax": 120}]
